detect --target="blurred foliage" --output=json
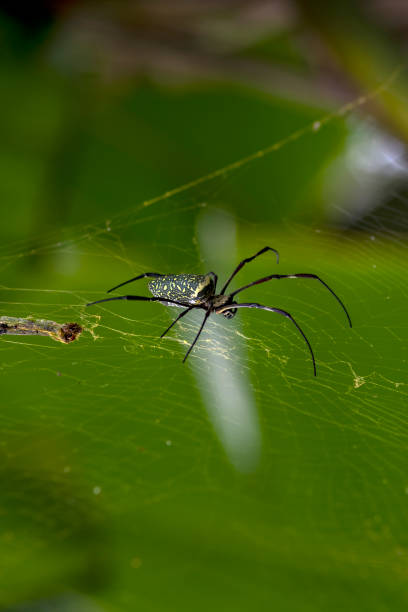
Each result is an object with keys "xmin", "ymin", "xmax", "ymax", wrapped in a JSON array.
[{"xmin": 0, "ymin": 2, "xmax": 408, "ymax": 611}]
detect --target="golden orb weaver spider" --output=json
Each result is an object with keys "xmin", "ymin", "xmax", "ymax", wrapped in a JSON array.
[{"xmin": 87, "ymin": 246, "xmax": 352, "ymax": 375}]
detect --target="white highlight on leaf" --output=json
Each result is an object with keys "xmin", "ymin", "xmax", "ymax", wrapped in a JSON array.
[{"xmin": 195, "ymin": 208, "xmax": 261, "ymax": 474}]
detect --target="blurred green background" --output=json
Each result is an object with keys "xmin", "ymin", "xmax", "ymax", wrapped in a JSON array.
[{"xmin": 0, "ymin": 2, "xmax": 408, "ymax": 611}]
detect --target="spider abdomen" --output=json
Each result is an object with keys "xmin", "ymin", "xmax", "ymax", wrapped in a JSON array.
[{"xmin": 148, "ymin": 273, "xmax": 215, "ymax": 304}]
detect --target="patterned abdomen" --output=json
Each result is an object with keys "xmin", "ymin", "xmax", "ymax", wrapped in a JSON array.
[{"xmin": 148, "ymin": 274, "xmax": 215, "ymax": 304}]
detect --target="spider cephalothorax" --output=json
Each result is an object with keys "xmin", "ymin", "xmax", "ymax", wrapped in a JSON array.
[
  {"xmin": 210, "ymin": 294, "xmax": 237, "ymax": 318},
  {"xmin": 87, "ymin": 246, "xmax": 352, "ymax": 375}
]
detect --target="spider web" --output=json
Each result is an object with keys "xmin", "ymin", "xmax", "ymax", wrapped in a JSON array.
[{"xmin": 1, "ymin": 68, "xmax": 407, "ymax": 611}]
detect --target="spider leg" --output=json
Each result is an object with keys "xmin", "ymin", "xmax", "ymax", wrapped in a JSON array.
[
  {"xmin": 183, "ymin": 310, "xmax": 212, "ymax": 363},
  {"xmin": 220, "ymin": 246, "xmax": 279, "ymax": 295},
  {"xmin": 207, "ymin": 272, "xmax": 218, "ymax": 293},
  {"xmin": 217, "ymin": 302, "xmax": 316, "ymax": 376},
  {"xmin": 86, "ymin": 295, "xmax": 191, "ymax": 308},
  {"xmin": 160, "ymin": 306, "xmax": 195, "ymax": 338},
  {"xmin": 230, "ymin": 273, "xmax": 352, "ymax": 327},
  {"xmin": 107, "ymin": 272, "xmax": 164, "ymax": 294}
]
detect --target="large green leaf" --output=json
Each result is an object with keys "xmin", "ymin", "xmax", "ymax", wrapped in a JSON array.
[
  {"xmin": 1, "ymin": 210, "xmax": 407, "ymax": 610},
  {"xmin": 0, "ymin": 60, "xmax": 407, "ymax": 611}
]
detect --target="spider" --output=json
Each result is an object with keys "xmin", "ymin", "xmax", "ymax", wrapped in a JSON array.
[{"xmin": 87, "ymin": 246, "xmax": 352, "ymax": 375}]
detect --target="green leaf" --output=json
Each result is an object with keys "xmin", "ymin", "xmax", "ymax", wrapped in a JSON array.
[{"xmin": 0, "ymin": 61, "xmax": 406, "ymax": 612}]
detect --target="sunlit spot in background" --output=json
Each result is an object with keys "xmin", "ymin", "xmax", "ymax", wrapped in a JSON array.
[{"xmin": 325, "ymin": 118, "xmax": 408, "ymax": 224}]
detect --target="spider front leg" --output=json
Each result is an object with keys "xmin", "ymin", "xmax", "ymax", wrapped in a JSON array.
[
  {"xmin": 220, "ymin": 246, "xmax": 279, "ymax": 295},
  {"xmin": 217, "ymin": 302, "xmax": 316, "ymax": 376},
  {"xmin": 230, "ymin": 273, "xmax": 352, "ymax": 327}
]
